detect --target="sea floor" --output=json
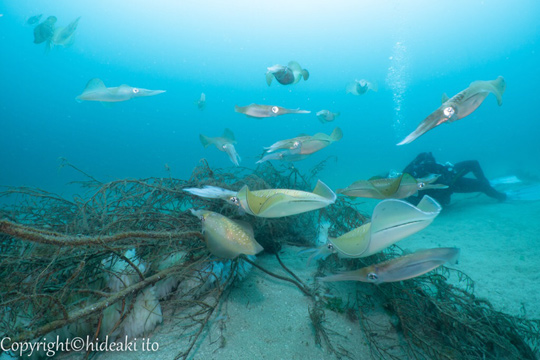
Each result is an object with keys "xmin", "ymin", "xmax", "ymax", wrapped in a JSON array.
[{"xmin": 20, "ymin": 194, "xmax": 540, "ymax": 360}]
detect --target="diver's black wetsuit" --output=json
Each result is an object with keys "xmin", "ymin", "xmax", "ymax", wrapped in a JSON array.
[{"xmin": 403, "ymin": 152, "xmax": 506, "ymax": 206}]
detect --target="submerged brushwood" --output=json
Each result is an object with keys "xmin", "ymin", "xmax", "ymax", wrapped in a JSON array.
[{"xmin": 0, "ymin": 158, "xmax": 538, "ymax": 359}]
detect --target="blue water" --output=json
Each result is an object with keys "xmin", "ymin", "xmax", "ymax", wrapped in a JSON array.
[{"xmin": 2, "ymin": 0, "xmax": 540, "ymax": 196}]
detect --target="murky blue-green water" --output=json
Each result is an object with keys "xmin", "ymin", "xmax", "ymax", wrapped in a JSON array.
[{"xmin": 2, "ymin": 1, "xmax": 539, "ymax": 195}]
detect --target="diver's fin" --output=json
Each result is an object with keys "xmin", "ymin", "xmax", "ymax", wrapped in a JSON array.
[
  {"xmin": 368, "ymin": 81, "xmax": 378, "ymax": 92},
  {"xmin": 505, "ymin": 184, "xmax": 540, "ymax": 201},
  {"xmin": 302, "ymin": 69, "xmax": 309, "ymax": 81},
  {"xmin": 490, "ymin": 175, "xmax": 521, "ymax": 186}
]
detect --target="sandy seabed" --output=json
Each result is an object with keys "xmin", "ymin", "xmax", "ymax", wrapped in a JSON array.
[{"xmin": 50, "ymin": 194, "xmax": 539, "ymax": 360}]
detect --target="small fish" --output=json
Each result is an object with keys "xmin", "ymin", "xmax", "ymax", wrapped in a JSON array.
[
  {"xmin": 75, "ymin": 78, "xmax": 165, "ymax": 103},
  {"xmin": 190, "ymin": 209, "xmax": 263, "ymax": 259},
  {"xmin": 316, "ymin": 110, "xmax": 340, "ymax": 123},
  {"xmin": 346, "ymin": 79, "xmax": 377, "ymax": 96},
  {"xmin": 266, "ymin": 60, "xmax": 309, "ymax": 86},
  {"xmin": 337, "ymin": 173, "xmax": 447, "ymax": 199},
  {"xmin": 27, "ymin": 14, "xmax": 42, "ymax": 25},
  {"xmin": 195, "ymin": 92, "xmax": 206, "ymax": 110},
  {"xmin": 234, "ymin": 104, "xmax": 310, "ymax": 118},
  {"xmin": 319, "ymin": 247, "xmax": 460, "ymax": 284},
  {"xmin": 397, "ymin": 76, "xmax": 506, "ymax": 145},
  {"xmin": 184, "ymin": 180, "xmax": 336, "ymax": 218},
  {"xmin": 199, "ymin": 128, "xmax": 241, "ymax": 166}
]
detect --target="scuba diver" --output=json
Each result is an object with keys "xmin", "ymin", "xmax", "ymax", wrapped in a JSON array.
[{"xmin": 402, "ymin": 152, "xmax": 507, "ymax": 206}]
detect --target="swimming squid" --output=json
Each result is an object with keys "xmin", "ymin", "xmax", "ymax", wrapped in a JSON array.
[
  {"xmin": 190, "ymin": 209, "xmax": 264, "ymax": 259},
  {"xmin": 27, "ymin": 14, "xmax": 43, "ymax": 25},
  {"xmin": 199, "ymin": 128, "xmax": 241, "ymax": 166},
  {"xmin": 266, "ymin": 61, "xmax": 309, "ymax": 86},
  {"xmin": 306, "ymin": 195, "xmax": 442, "ymax": 263},
  {"xmin": 397, "ymin": 76, "xmax": 506, "ymax": 145},
  {"xmin": 264, "ymin": 127, "xmax": 343, "ymax": 154},
  {"xmin": 33, "ymin": 16, "xmax": 57, "ymax": 44},
  {"xmin": 184, "ymin": 180, "xmax": 336, "ymax": 218},
  {"xmin": 346, "ymin": 79, "xmax": 378, "ymax": 96},
  {"xmin": 50, "ymin": 16, "xmax": 81, "ymax": 48},
  {"xmin": 235, "ymin": 104, "xmax": 310, "ymax": 118},
  {"xmin": 316, "ymin": 110, "xmax": 340, "ymax": 123},
  {"xmin": 195, "ymin": 93, "xmax": 206, "ymax": 110},
  {"xmin": 256, "ymin": 151, "xmax": 310, "ymax": 164},
  {"xmin": 75, "ymin": 78, "xmax": 166, "ymax": 103},
  {"xmin": 257, "ymin": 127, "xmax": 343, "ymax": 164},
  {"xmin": 319, "ymin": 247, "xmax": 460, "ymax": 284},
  {"xmin": 337, "ymin": 173, "xmax": 447, "ymax": 199}
]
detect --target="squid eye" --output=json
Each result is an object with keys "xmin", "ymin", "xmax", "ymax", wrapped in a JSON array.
[
  {"xmin": 230, "ymin": 196, "xmax": 239, "ymax": 205},
  {"xmin": 292, "ymin": 141, "xmax": 300, "ymax": 149},
  {"xmin": 367, "ymin": 272, "xmax": 378, "ymax": 281},
  {"xmin": 418, "ymin": 182, "xmax": 425, "ymax": 189},
  {"xmin": 222, "ymin": 144, "xmax": 227, "ymax": 149},
  {"xmin": 132, "ymin": 88, "xmax": 140, "ymax": 94},
  {"xmin": 443, "ymin": 106, "xmax": 455, "ymax": 118},
  {"xmin": 271, "ymin": 106, "xmax": 279, "ymax": 114},
  {"xmin": 200, "ymin": 216, "xmax": 205, "ymax": 222},
  {"xmin": 327, "ymin": 244, "xmax": 334, "ymax": 251}
]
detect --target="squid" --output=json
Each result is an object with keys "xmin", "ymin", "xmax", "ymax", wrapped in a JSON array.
[
  {"xmin": 305, "ymin": 195, "xmax": 442, "ymax": 263},
  {"xmin": 199, "ymin": 128, "xmax": 241, "ymax": 166},
  {"xmin": 398, "ymin": 76, "xmax": 506, "ymax": 145},
  {"xmin": 337, "ymin": 173, "xmax": 446, "ymax": 199},
  {"xmin": 319, "ymin": 247, "xmax": 460, "ymax": 284},
  {"xmin": 75, "ymin": 78, "xmax": 165, "ymax": 103},
  {"xmin": 234, "ymin": 104, "xmax": 310, "ymax": 118},
  {"xmin": 190, "ymin": 209, "xmax": 263, "ymax": 259},
  {"xmin": 184, "ymin": 180, "xmax": 336, "ymax": 218},
  {"xmin": 266, "ymin": 60, "xmax": 309, "ymax": 86}
]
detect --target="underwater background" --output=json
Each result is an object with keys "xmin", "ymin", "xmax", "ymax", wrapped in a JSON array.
[
  {"xmin": 2, "ymin": 2, "xmax": 540, "ymax": 360},
  {"xmin": 1, "ymin": 0, "xmax": 540, "ymax": 195}
]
